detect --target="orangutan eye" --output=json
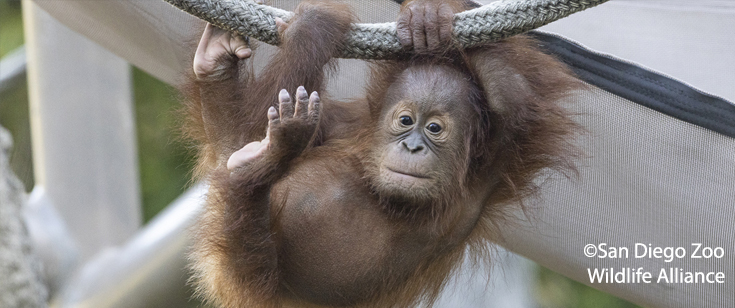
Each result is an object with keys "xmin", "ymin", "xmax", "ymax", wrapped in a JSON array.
[
  {"xmin": 399, "ymin": 116, "xmax": 414, "ymax": 126},
  {"xmin": 426, "ymin": 123, "xmax": 442, "ymax": 133}
]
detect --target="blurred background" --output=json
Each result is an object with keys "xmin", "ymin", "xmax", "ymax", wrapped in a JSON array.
[{"xmin": 0, "ymin": 0, "xmax": 643, "ymax": 306}]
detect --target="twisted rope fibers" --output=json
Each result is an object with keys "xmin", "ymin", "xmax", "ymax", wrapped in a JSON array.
[{"xmin": 164, "ymin": 0, "xmax": 609, "ymax": 59}]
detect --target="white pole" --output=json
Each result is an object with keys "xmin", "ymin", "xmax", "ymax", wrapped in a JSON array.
[{"xmin": 22, "ymin": 0, "xmax": 141, "ymax": 274}]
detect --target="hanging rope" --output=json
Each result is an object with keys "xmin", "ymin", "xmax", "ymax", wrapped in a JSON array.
[
  {"xmin": 0, "ymin": 127, "xmax": 48, "ymax": 308},
  {"xmin": 164, "ymin": 0, "xmax": 609, "ymax": 59}
]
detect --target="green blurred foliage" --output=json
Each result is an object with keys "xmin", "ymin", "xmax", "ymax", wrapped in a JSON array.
[
  {"xmin": 0, "ymin": 1, "xmax": 643, "ymax": 306},
  {"xmin": 0, "ymin": 0, "xmax": 32, "ymax": 190},
  {"xmin": 0, "ymin": 0, "xmax": 24, "ymax": 57},
  {"xmin": 0, "ymin": 80, "xmax": 33, "ymax": 190},
  {"xmin": 132, "ymin": 67, "xmax": 195, "ymax": 222},
  {"xmin": 536, "ymin": 267, "xmax": 642, "ymax": 308}
]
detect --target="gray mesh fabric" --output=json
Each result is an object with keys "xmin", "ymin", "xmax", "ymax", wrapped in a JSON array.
[
  {"xmin": 535, "ymin": 0, "xmax": 735, "ymax": 103},
  {"xmin": 499, "ymin": 87, "xmax": 735, "ymax": 307}
]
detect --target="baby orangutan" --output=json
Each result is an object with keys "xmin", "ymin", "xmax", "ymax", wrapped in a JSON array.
[{"xmin": 184, "ymin": 0, "xmax": 581, "ymax": 307}]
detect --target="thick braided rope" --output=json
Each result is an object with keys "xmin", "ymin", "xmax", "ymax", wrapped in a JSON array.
[{"xmin": 164, "ymin": 0, "xmax": 609, "ymax": 59}]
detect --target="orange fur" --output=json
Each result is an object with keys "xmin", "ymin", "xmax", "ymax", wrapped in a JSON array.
[{"xmin": 182, "ymin": 1, "xmax": 582, "ymax": 307}]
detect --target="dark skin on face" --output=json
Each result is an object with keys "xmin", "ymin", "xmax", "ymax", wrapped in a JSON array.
[
  {"xmin": 184, "ymin": 0, "xmax": 582, "ymax": 307},
  {"xmin": 373, "ymin": 65, "xmax": 479, "ymax": 205}
]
